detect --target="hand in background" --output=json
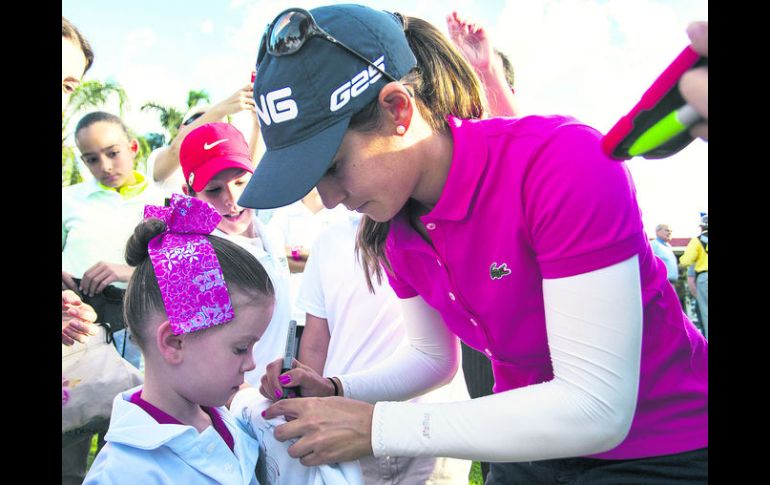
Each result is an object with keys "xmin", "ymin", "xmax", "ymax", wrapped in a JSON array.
[
  {"xmin": 62, "ymin": 289, "xmax": 98, "ymax": 346},
  {"xmin": 680, "ymin": 21, "xmax": 708, "ymax": 141}
]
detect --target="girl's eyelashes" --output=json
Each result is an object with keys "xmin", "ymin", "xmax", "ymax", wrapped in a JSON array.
[{"xmin": 234, "ymin": 346, "xmax": 249, "ymax": 355}]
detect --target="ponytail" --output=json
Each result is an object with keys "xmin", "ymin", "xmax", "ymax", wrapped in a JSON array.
[{"xmin": 353, "ymin": 14, "xmax": 486, "ymax": 292}]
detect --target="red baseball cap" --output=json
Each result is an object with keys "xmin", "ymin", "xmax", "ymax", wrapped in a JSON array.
[{"xmin": 180, "ymin": 123, "xmax": 254, "ymax": 192}]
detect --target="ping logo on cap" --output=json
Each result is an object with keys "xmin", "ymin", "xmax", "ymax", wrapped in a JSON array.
[
  {"xmin": 256, "ymin": 87, "xmax": 299, "ymax": 126},
  {"xmin": 330, "ymin": 56, "xmax": 386, "ymax": 112}
]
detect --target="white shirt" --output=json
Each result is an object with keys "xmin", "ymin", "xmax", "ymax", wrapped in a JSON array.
[
  {"xmin": 144, "ymin": 147, "xmax": 186, "ymax": 199},
  {"xmin": 296, "ymin": 213, "xmax": 471, "ymax": 404},
  {"xmin": 213, "ymin": 215, "xmax": 293, "ymax": 384},
  {"xmin": 62, "ymin": 176, "xmax": 167, "ymax": 288},
  {"xmin": 268, "ymin": 200, "xmax": 348, "ymax": 325},
  {"xmin": 84, "ymin": 387, "xmax": 261, "ymax": 485}
]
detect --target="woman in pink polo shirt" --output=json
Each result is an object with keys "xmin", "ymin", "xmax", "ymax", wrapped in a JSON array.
[{"xmin": 239, "ymin": 5, "xmax": 708, "ymax": 483}]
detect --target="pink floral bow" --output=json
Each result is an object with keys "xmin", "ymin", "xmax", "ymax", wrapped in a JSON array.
[{"xmin": 144, "ymin": 194, "xmax": 233, "ymax": 335}]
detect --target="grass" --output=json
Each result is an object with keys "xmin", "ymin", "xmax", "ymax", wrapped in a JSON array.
[{"xmin": 469, "ymin": 461, "xmax": 484, "ymax": 484}]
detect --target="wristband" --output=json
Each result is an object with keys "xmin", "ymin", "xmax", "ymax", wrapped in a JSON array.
[
  {"xmin": 291, "ymin": 246, "xmax": 303, "ymax": 261},
  {"xmin": 327, "ymin": 377, "xmax": 339, "ymax": 396}
]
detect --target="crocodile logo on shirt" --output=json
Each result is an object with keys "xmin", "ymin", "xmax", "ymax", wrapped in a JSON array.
[{"xmin": 489, "ymin": 262, "xmax": 512, "ymax": 280}]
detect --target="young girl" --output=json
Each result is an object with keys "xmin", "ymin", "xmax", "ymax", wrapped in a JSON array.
[
  {"xmin": 84, "ymin": 194, "xmax": 361, "ymax": 484},
  {"xmin": 63, "ymin": 111, "xmax": 167, "ymax": 368},
  {"xmin": 240, "ymin": 5, "xmax": 708, "ymax": 483},
  {"xmin": 178, "ymin": 122, "xmax": 292, "ymax": 386}
]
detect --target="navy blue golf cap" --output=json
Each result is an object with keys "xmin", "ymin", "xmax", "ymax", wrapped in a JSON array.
[{"xmin": 238, "ymin": 4, "xmax": 417, "ymax": 210}]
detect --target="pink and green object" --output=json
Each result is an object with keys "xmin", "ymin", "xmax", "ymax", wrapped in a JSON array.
[
  {"xmin": 602, "ymin": 45, "xmax": 707, "ymax": 160},
  {"xmin": 144, "ymin": 194, "xmax": 234, "ymax": 335},
  {"xmin": 627, "ymin": 104, "xmax": 701, "ymax": 156}
]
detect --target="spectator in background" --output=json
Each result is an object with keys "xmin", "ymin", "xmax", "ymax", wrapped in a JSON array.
[
  {"xmin": 686, "ymin": 264, "xmax": 706, "ymax": 337},
  {"xmin": 146, "ymin": 83, "xmax": 262, "ymax": 198},
  {"xmin": 295, "ymin": 212, "xmax": 472, "ymax": 484},
  {"xmin": 267, "ymin": 187, "xmax": 347, "ymax": 326},
  {"xmin": 650, "ymin": 224, "xmax": 679, "ymax": 285},
  {"xmin": 63, "ymin": 111, "xmax": 168, "ymax": 369},
  {"xmin": 446, "ymin": 10, "xmax": 519, "ymax": 117},
  {"xmin": 680, "ymin": 214, "xmax": 708, "ymax": 338},
  {"xmin": 179, "ymin": 122, "xmax": 292, "ymax": 388},
  {"xmin": 679, "ymin": 21, "xmax": 708, "ymax": 141},
  {"xmin": 62, "ymin": 16, "xmax": 99, "ymax": 347},
  {"xmin": 62, "ymin": 16, "xmax": 93, "ymax": 110},
  {"xmin": 62, "ymin": 18, "xmax": 101, "ymax": 485}
]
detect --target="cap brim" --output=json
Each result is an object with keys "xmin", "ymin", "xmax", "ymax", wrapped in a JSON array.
[
  {"xmin": 190, "ymin": 155, "xmax": 254, "ymax": 193},
  {"xmin": 238, "ymin": 116, "xmax": 350, "ymax": 210}
]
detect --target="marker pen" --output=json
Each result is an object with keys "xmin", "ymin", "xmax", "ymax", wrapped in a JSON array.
[
  {"xmin": 628, "ymin": 104, "xmax": 702, "ymax": 157},
  {"xmin": 280, "ymin": 320, "xmax": 300, "ymax": 399}
]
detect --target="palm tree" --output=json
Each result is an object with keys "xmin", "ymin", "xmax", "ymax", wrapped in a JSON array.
[
  {"xmin": 62, "ymin": 79, "xmax": 129, "ymax": 187},
  {"xmin": 141, "ymin": 89, "xmax": 210, "ymax": 142},
  {"xmin": 139, "ymin": 102, "xmax": 185, "ymax": 141},
  {"xmin": 186, "ymin": 89, "xmax": 210, "ymax": 111},
  {"xmin": 62, "ymin": 79, "xmax": 128, "ymax": 142}
]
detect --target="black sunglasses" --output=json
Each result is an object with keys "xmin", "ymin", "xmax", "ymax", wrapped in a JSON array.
[{"xmin": 256, "ymin": 7, "xmax": 399, "ymax": 83}]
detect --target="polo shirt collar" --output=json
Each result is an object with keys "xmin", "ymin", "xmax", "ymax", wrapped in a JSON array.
[
  {"xmin": 388, "ymin": 116, "xmax": 488, "ymax": 251},
  {"xmin": 422, "ymin": 116, "xmax": 488, "ymax": 222},
  {"xmin": 94, "ymin": 170, "xmax": 148, "ymax": 199}
]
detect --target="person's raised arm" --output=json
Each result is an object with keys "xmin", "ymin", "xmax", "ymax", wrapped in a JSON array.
[
  {"xmin": 446, "ymin": 11, "xmax": 518, "ymax": 117},
  {"xmin": 152, "ymin": 83, "xmax": 259, "ymax": 183}
]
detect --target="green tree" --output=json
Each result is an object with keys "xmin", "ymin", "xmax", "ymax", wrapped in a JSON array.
[
  {"xmin": 62, "ymin": 79, "xmax": 129, "ymax": 187},
  {"xmin": 186, "ymin": 89, "xmax": 210, "ymax": 111},
  {"xmin": 141, "ymin": 89, "xmax": 210, "ymax": 142}
]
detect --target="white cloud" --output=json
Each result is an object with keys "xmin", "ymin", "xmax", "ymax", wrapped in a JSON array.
[
  {"xmin": 201, "ymin": 19, "xmax": 214, "ymax": 34},
  {"xmin": 122, "ymin": 27, "xmax": 158, "ymax": 61}
]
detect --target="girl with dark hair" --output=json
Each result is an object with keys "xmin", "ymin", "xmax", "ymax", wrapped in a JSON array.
[
  {"xmin": 84, "ymin": 194, "xmax": 361, "ymax": 484},
  {"xmin": 241, "ymin": 4, "xmax": 708, "ymax": 483}
]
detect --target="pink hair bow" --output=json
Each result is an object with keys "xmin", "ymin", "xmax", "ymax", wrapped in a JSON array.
[{"xmin": 144, "ymin": 194, "xmax": 233, "ymax": 335}]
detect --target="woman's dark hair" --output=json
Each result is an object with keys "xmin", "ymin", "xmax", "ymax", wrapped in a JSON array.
[
  {"xmin": 62, "ymin": 16, "xmax": 94, "ymax": 75},
  {"xmin": 123, "ymin": 218, "xmax": 275, "ymax": 349},
  {"xmin": 352, "ymin": 14, "xmax": 486, "ymax": 291}
]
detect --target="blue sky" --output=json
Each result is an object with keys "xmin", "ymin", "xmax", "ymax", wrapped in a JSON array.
[{"xmin": 63, "ymin": 0, "xmax": 708, "ymax": 237}]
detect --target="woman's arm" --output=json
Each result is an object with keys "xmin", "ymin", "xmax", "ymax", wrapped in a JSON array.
[
  {"xmin": 265, "ymin": 256, "xmax": 643, "ymax": 466},
  {"xmin": 338, "ymin": 295, "xmax": 461, "ymax": 402},
  {"xmin": 371, "ymin": 256, "xmax": 642, "ymax": 462}
]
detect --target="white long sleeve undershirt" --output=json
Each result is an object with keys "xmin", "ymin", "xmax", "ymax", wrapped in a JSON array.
[{"xmin": 342, "ymin": 256, "xmax": 643, "ymax": 462}]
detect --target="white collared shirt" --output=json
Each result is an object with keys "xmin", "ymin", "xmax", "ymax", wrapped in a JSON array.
[{"xmin": 62, "ymin": 175, "xmax": 167, "ymax": 288}]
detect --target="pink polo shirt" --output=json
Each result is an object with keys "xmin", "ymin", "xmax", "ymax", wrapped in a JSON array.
[{"xmin": 384, "ymin": 115, "xmax": 707, "ymax": 460}]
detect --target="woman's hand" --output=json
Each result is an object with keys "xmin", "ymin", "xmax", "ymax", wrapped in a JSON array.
[
  {"xmin": 259, "ymin": 358, "xmax": 336, "ymax": 401},
  {"xmin": 680, "ymin": 21, "xmax": 708, "ymax": 141},
  {"xmin": 263, "ymin": 396, "xmax": 375, "ymax": 466},
  {"xmin": 62, "ymin": 290, "xmax": 98, "ymax": 346}
]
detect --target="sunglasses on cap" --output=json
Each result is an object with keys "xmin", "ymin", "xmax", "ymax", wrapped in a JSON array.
[{"xmin": 257, "ymin": 7, "xmax": 400, "ymax": 83}]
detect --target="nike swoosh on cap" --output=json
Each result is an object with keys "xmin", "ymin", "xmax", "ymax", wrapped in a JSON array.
[{"xmin": 203, "ymin": 139, "xmax": 229, "ymax": 150}]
